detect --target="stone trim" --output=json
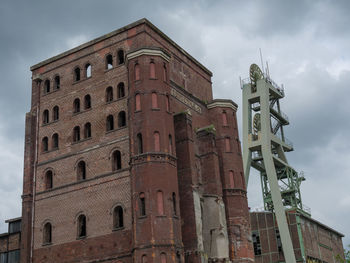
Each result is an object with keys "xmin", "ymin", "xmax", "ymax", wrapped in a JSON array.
[
  {"xmin": 126, "ymin": 48, "xmax": 171, "ymax": 62},
  {"xmin": 207, "ymin": 99, "xmax": 238, "ymax": 111}
]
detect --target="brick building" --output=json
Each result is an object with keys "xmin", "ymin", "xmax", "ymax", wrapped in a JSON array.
[
  {"xmin": 21, "ymin": 19, "xmax": 254, "ymax": 263},
  {"xmin": 0, "ymin": 218, "xmax": 21, "ymax": 263}
]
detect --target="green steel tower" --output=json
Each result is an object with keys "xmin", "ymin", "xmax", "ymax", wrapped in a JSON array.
[{"xmin": 242, "ymin": 64, "xmax": 309, "ymax": 263}]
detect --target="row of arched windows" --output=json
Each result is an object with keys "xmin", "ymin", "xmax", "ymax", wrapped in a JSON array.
[
  {"xmin": 42, "ymin": 83, "xmax": 126, "ymax": 125},
  {"xmin": 42, "ymin": 134, "xmax": 59, "ymax": 152},
  {"xmin": 43, "ymin": 76, "xmax": 60, "ymax": 94},
  {"xmin": 135, "ymin": 132, "xmax": 173, "ymax": 155},
  {"xmin": 106, "ymin": 112, "xmax": 126, "ymax": 132},
  {"xmin": 73, "ymin": 123, "xmax": 91, "ymax": 142},
  {"xmin": 138, "ymin": 191, "xmax": 177, "ymax": 219},
  {"xmin": 43, "ymin": 106, "xmax": 59, "ymax": 124},
  {"xmin": 43, "ymin": 49, "xmax": 125, "ymax": 94},
  {"xmin": 134, "ymin": 60, "xmax": 167, "ymax": 82},
  {"xmin": 43, "ymin": 150, "xmax": 122, "ymax": 190},
  {"xmin": 135, "ymin": 93, "xmax": 170, "ymax": 112},
  {"xmin": 42, "ymin": 205, "xmax": 124, "ymax": 244}
]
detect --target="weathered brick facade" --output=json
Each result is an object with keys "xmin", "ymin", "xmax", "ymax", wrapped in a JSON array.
[{"xmin": 20, "ymin": 19, "xmax": 254, "ymax": 263}]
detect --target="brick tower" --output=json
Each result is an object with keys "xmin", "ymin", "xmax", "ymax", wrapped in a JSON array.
[{"xmin": 20, "ymin": 19, "xmax": 254, "ymax": 263}]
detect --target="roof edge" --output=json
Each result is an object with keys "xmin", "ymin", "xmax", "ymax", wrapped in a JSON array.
[{"xmin": 30, "ymin": 18, "xmax": 213, "ymax": 77}]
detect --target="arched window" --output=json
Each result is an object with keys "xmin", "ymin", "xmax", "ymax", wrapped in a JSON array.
[
  {"xmin": 166, "ymin": 95, "xmax": 170, "ymax": 112},
  {"xmin": 77, "ymin": 214, "xmax": 86, "ymax": 238},
  {"xmin": 73, "ymin": 126, "xmax": 80, "ymax": 142},
  {"xmin": 150, "ymin": 61, "xmax": 156, "ymax": 79},
  {"xmin": 106, "ymin": 115, "xmax": 114, "ymax": 131},
  {"xmin": 45, "ymin": 170, "xmax": 53, "ymax": 190},
  {"xmin": 168, "ymin": 134, "xmax": 173, "ymax": 154},
  {"xmin": 52, "ymin": 133, "xmax": 59, "ymax": 149},
  {"xmin": 135, "ymin": 63, "xmax": 140, "ymax": 81},
  {"xmin": 137, "ymin": 133, "xmax": 143, "ymax": 154},
  {"xmin": 44, "ymin": 79, "xmax": 50, "ymax": 93},
  {"xmin": 77, "ymin": 161, "xmax": 86, "ymax": 180},
  {"xmin": 53, "ymin": 106, "xmax": 59, "ymax": 121},
  {"xmin": 84, "ymin": 94, "xmax": 91, "ymax": 109},
  {"xmin": 163, "ymin": 63, "xmax": 167, "ymax": 82},
  {"xmin": 222, "ymin": 111, "xmax": 228, "ymax": 126},
  {"xmin": 135, "ymin": 94, "xmax": 141, "ymax": 111},
  {"xmin": 42, "ymin": 137, "xmax": 48, "ymax": 152},
  {"xmin": 43, "ymin": 222, "xmax": 52, "ymax": 244},
  {"xmin": 117, "ymin": 49, "xmax": 124, "ymax": 65},
  {"xmin": 172, "ymin": 192, "xmax": 177, "ymax": 216},
  {"xmin": 112, "ymin": 150, "xmax": 122, "ymax": 171},
  {"xmin": 43, "ymin": 110, "xmax": 49, "ymax": 124},
  {"xmin": 84, "ymin": 123, "xmax": 91, "ymax": 138},
  {"xmin": 118, "ymin": 111, "xmax": 126, "ymax": 127},
  {"xmin": 229, "ymin": 171, "xmax": 235, "ymax": 188},
  {"xmin": 54, "ymin": 75, "xmax": 60, "ymax": 90},
  {"xmin": 139, "ymin": 193, "xmax": 146, "ymax": 216},
  {"xmin": 113, "ymin": 206, "xmax": 124, "ymax": 229},
  {"xmin": 142, "ymin": 255, "xmax": 147, "ymax": 263},
  {"xmin": 85, "ymin": 63, "xmax": 91, "ymax": 78},
  {"xmin": 73, "ymin": 98, "xmax": 80, "ymax": 113},
  {"xmin": 106, "ymin": 86, "xmax": 113, "ymax": 102},
  {"xmin": 117, "ymin": 82, "xmax": 125, "ymax": 98},
  {"xmin": 225, "ymin": 138, "xmax": 231, "ymax": 152},
  {"xmin": 157, "ymin": 191, "xmax": 164, "ymax": 215},
  {"xmin": 106, "ymin": 54, "xmax": 113, "ymax": 69},
  {"xmin": 154, "ymin": 132, "xmax": 160, "ymax": 152},
  {"xmin": 151, "ymin": 92, "xmax": 158, "ymax": 109},
  {"xmin": 160, "ymin": 253, "xmax": 167, "ymax": 263},
  {"xmin": 74, "ymin": 67, "xmax": 81, "ymax": 81}
]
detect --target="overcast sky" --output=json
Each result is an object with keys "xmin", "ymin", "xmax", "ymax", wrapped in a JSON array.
[{"xmin": 0, "ymin": 0, "xmax": 349, "ymax": 248}]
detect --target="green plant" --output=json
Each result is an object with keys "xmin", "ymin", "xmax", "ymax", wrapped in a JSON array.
[{"xmin": 336, "ymin": 245, "xmax": 350, "ymax": 263}]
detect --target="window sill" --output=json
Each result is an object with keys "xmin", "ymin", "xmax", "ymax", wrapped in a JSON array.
[
  {"xmin": 222, "ymin": 125, "xmax": 230, "ymax": 128},
  {"xmin": 72, "ymin": 137, "xmax": 92, "ymax": 145},
  {"xmin": 42, "ymin": 242, "xmax": 52, "ymax": 247},
  {"xmin": 106, "ymin": 96, "xmax": 126, "ymax": 105},
  {"xmin": 135, "ymin": 110, "xmax": 142, "ymax": 113},
  {"xmin": 112, "ymin": 226, "xmax": 125, "ymax": 232},
  {"xmin": 138, "ymin": 215, "xmax": 147, "ymax": 219},
  {"xmin": 73, "ymin": 77, "xmax": 91, "ymax": 85},
  {"xmin": 76, "ymin": 236, "xmax": 87, "ymax": 240},
  {"xmin": 152, "ymin": 108, "xmax": 160, "ymax": 111},
  {"xmin": 106, "ymin": 126, "xmax": 127, "ymax": 134},
  {"xmin": 42, "ymin": 88, "xmax": 60, "ymax": 97},
  {"xmin": 73, "ymin": 108, "xmax": 91, "ymax": 116},
  {"xmin": 156, "ymin": 215, "xmax": 166, "ymax": 218},
  {"xmin": 149, "ymin": 78, "xmax": 158, "ymax": 80}
]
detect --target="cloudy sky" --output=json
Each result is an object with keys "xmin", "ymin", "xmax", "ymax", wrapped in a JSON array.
[{"xmin": 0, "ymin": 0, "xmax": 349, "ymax": 247}]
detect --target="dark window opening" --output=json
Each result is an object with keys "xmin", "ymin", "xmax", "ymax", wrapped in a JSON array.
[
  {"xmin": 106, "ymin": 115, "xmax": 114, "ymax": 131},
  {"xmin": 74, "ymin": 67, "xmax": 81, "ymax": 81},
  {"xmin": 118, "ymin": 111, "xmax": 126, "ymax": 127},
  {"xmin": 44, "ymin": 80, "xmax": 50, "ymax": 93},
  {"xmin": 43, "ymin": 110, "xmax": 49, "ymax": 124},
  {"xmin": 112, "ymin": 150, "xmax": 122, "ymax": 171},
  {"xmin": 113, "ymin": 206, "xmax": 124, "ymax": 229},
  {"xmin": 9, "ymin": 220, "xmax": 21, "ymax": 234},
  {"xmin": 53, "ymin": 106, "xmax": 59, "ymax": 121},
  {"xmin": 117, "ymin": 82, "xmax": 125, "ymax": 98},
  {"xmin": 77, "ymin": 215, "xmax": 86, "ymax": 238},
  {"xmin": 169, "ymin": 134, "xmax": 173, "ymax": 154},
  {"xmin": 106, "ymin": 54, "xmax": 113, "ymax": 69},
  {"xmin": 137, "ymin": 133, "xmax": 143, "ymax": 154},
  {"xmin": 45, "ymin": 170, "xmax": 53, "ymax": 190},
  {"xmin": 152, "ymin": 92, "xmax": 158, "ymax": 108},
  {"xmin": 73, "ymin": 98, "xmax": 80, "ymax": 113},
  {"xmin": 8, "ymin": 250, "xmax": 20, "ymax": 263},
  {"xmin": 106, "ymin": 86, "xmax": 113, "ymax": 102},
  {"xmin": 252, "ymin": 231, "xmax": 261, "ymax": 255},
  {"xmin": 43, "ymin": 222, "xmax": 52, "ymax": 244},
  {"xmin": 172, "ymin": 192, "xmax": 177, "ymax": 216},
  {"xmin": 154, "ymin": 131, "xmax": 160, "ymax": 151},
  {"xmin": 276, "ymin": 230, "xmax": 282, "ymax": 252},
  {"xmin": 161, "ymin": 253, "xmax": 167, "ymax": 263},
  {"xmin": 73, "ymin": 126, "xmax": 80, "ymax": 142},
  {"xmin": 84, "ymin": 94, "xmax": 91, "ymax": 109},
  {"xmin": 52, "ymin": 133, "xmax": 59, "ymax": 149},
  {"xmin": 42, "ymin": 137, "xmax": 48, "ymax": 152},
  {"xmin": 77, "ymin": 161, "xmax": 86, "ymax": 180},
  {"xmin": 135, "ymin": 94, "xmax": 141, "ymax": 111},
  {"xmin": 117, "ymin": 49, "xmax": 124, "ymax": 65},
  {"xmin": 139, "ymin": 193, "xmax": 146, "ymax": 216},
  {"xmin": 163, "ymin": 63, "xmax": 167, "ymax": 82},
  {"xmin": 166, "ymin": 95, "xmax": 170, "ymax": 112},
  {"xmin": 85, "ymin": 64, "xmax": 91, "ymax": 78},
  {"xmin": 84, "ymin": 123, "xmax": 91, "ymax": 138},
  {"xmin": 54, "ymin": 76, "xmax": 60, "ymax": 90}
]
